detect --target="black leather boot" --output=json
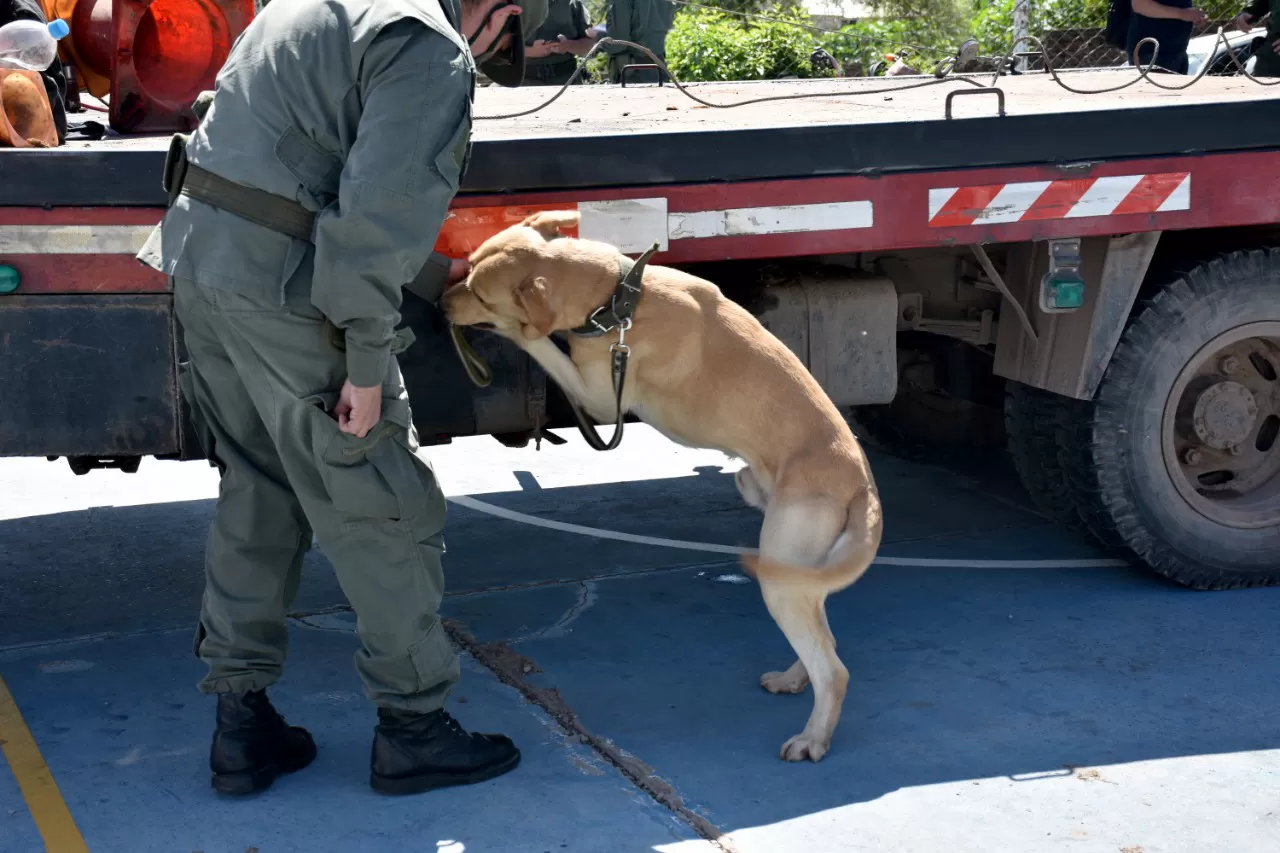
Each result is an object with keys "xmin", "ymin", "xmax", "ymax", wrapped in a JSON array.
[
  {"xmin": 370, "ymin": 708, "xmax": 520, "ymax": 795},
  {"xmin": 210, "ymin": 689, "xmax": 317, "ymax": 795}
]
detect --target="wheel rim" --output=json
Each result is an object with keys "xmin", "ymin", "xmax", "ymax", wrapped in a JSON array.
[{"xmin": 1162, "ymin": 322, "xmax": 1280, "ymax": 530}]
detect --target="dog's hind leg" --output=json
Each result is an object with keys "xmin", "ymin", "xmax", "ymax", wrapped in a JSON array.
[{"xmin": 755, "ymin": 499, "xmax": 850, "ymax": 762}]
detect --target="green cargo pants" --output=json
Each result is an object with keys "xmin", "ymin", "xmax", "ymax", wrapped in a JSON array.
[{"xmin": 173, "ymin": 275, "xmax": 458, "ymax": 713}]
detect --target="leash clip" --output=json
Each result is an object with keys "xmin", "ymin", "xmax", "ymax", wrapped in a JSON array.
[{"xmin": 610, "ymin": 316, "xmax": 632, "ymax": 355}]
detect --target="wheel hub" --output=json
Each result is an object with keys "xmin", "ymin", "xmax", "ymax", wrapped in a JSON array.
[
  {"xmin": 1162, "ymin": 323, "xmax": 1280, "ymax": 530},
  {"xmin": 1191, "ymin": 380, "xmax": 1258, "ymax": 451}
]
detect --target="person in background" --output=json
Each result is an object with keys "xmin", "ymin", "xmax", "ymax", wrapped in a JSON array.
[
  {"xmin": 1233, "ymin": 0, "xmax": 1278, "ymax": 76},
  {"xmin": 0, "ymin": 0, "xmax": 67, "ymax": 143},
  {"xmin": 1127, "ymin": 0, "xmax": 1208, "ymax": 74},
  {"xmin": 601, "ymin": 0, "xmax": 676, "ymax": 84},
  {"xmin": 523, "ymin": 0, "xmax": 601, "ymax": 85}
]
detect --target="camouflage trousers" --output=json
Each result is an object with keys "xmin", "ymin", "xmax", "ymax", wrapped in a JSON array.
[{"xmin": 173, "ymin": 275, "xmax": 458, "ymax": 713}]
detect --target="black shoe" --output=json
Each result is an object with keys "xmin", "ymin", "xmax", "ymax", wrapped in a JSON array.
[
  {"xmin": 370, "ymin": 707, "xmax": 520, "ymax": 795},
  {"xmin": 210, "ymin": 689, "xmax": 316, "ymax": 795}
]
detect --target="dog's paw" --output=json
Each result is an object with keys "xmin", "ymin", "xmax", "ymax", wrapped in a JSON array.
[
  {"xmin": 779, "ymin": 732, "xmax": 829, "ymax": 762},
  {"xmin": 760, "ymin": 669, "xmax": 808, "ymax": 694}
]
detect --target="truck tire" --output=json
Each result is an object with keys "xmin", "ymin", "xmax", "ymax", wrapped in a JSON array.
[
  {"xmin": 1003, "ymin": 383, "xmax": 1094, "ymax": 539},
  {"xmin": 1061, "ymin": 249, "xmax": 1280, "ymax": 590}
]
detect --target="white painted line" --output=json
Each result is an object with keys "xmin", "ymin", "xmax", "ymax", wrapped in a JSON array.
[
  {"xmin": 447, "ymin": 495, "xmax": 1130, "ymax": 569},
  {"xmin": 449, "ymin": 494, "xmax": 745, "ymax": 555},
  {"xmin": 578, "ymin": 198, "xmax": 669, "ymax": 253},
  {"xmin": 1157, "ymin": 174, "xmax": 1192, "ymax": 212},
  {"xmin": 1064, "ymin": 174, "xmax": 1145, "ymax": 219},
  {"xmin": 975, "ymin": 181, "xmax": 1052, "ymax": 224},
  {"xmin": 0, "ymin": 224, "xmax": 154, "ymax": 254},
  {"xmin": 668, "ymin": 201, "xmax": 873, "ymax": 241}
]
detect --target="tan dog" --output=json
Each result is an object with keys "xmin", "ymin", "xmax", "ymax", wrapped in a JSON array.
[{"xmin": 441, "ymin": 211, "xmax": 883, "ymax": 761}]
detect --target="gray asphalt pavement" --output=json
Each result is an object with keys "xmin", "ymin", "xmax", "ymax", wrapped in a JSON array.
[{"xmin": 2, "ymin": 424, "xmax": 1278, "ymax": 853}]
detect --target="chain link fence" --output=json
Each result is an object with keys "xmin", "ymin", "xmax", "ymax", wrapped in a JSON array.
[{"xmin": 571, "ymin": 0, "xmax": 1262, "ymax": 83}]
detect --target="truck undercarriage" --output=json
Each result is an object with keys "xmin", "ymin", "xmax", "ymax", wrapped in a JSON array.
[{"xmin": 3, "ymin": 71, "xmax": 1280, "ymax": 589}]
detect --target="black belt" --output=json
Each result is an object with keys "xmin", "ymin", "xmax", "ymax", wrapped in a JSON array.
[{"xmin": 525, "ymin": 58, "xmax": 576, "ymax": 80}]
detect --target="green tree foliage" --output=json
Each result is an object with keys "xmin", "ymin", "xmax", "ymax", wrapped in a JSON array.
[
  {"xmin": 666, "ymin": 5, "xmax": 826, "ymax": 80},
  {"xmin": 614, "ymin": 0, "xmax": 1253, "ymax": 84}
]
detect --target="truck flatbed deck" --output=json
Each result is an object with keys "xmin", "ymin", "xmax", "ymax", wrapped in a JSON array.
[{"xmin": 6, "ymin": 71, "xmax": 1279, "ymax": 207}]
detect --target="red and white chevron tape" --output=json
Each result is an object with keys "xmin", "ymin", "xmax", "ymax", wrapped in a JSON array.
[{"xmin": 928, "ymin": 172, "xmax": 1191, "ymax": 228}]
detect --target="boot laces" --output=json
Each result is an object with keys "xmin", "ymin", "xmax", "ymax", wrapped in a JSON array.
[{"xmin": 438, "ymin": 711, "xmax": 470, "ymax": 740}]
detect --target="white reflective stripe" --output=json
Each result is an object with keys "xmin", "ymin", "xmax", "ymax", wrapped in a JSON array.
[
  {"xmin": 0, "ymin": 224, "xmax": 155, "ymax": 254},
  {"xmin": 1157, "ymin": 173, "xmax": 1192, "ymax": 212},
  {"xmin": 971, "ymin": 181, "xmax": 1052, "ymax": 224},
  {"xmin": 577, "ymin": 198, "xmax": 669, "ymax": 253},
  {"xmin": 667, "ymin": 201, "xmax": 873, "ymax": 241},
  {"xmin": 927, "ymin": 187, "xmax": 959, "ymax": 222},
  {"xmin": 1064, "ymin": 174, "xmax": 1145, "ymax": 219}
]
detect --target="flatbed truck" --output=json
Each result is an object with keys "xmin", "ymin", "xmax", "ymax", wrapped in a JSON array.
[{"xmin": 3, "ymin": 70, "xmax": 1279, "ymax": 590}]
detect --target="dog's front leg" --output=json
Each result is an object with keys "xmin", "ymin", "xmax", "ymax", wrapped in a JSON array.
[{"xmin": 520, "ymin": 337, "xmax": 594, "ymax": 408}]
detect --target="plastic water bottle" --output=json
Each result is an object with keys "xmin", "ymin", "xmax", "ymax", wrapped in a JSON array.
[{"xmin": 0, "ymin": 19, "xmax": 71, "ymax": 72}]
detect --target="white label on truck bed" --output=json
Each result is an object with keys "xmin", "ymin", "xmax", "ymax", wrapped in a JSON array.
[
  {"xmin": 0, "ymin": 225, "xmax": 155, "ymax": 254},
  {"xmin": 669, "ymin": 201, "xmax": 874, "ymax": 241},
  {"xmin": 578, "ymin": 198, "xmax": 670, "ymax": 253}
]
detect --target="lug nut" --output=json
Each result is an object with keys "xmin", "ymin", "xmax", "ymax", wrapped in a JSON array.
[
  {"xmin": 1183, "ymin": 448, "xmax": 1204, "ymax": 465},
  {"xmin": 1220, "ymin": 355, "xmax": 1241, "ymax": 375},
  {"xmin": 1229, "ymin": 444, "xmax": 1244, "ymax": 456}
]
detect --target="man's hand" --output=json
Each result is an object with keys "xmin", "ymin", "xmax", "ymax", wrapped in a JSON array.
[
  {"xmin": 1183, "ymin": 6, "xmax": 1208, "ymax": 25},
  {"xmin": 334, "ymin": 380, "xmax": 382, "ymax": 437},
  {"xmin": 1233, "ymin": 11, "xmax": 1255, "ymax": 32},
  {"xmin": 526, "ymin": 39, "xmax": 562, "ymax": 58},
  {"xmin": 465, "ymin": 2, "xmax": 522, "ymax": 58},
  {"xmin": 557, "ymin": 34, "xmax": 597, "ymax": 57}
]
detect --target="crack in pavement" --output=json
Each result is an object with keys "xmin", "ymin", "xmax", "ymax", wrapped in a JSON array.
[
  {"xmin": 508, "ymin": 581, "xmax": 599, "ymax": 644},
  {"xmin": 442, "ymin": 617, "xmax": 741, "ymax": 853}
]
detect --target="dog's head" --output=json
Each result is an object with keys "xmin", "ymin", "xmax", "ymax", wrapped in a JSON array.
[{"xmin": 441, "ymin": 210, "xmax": 610, "ymax": 341}]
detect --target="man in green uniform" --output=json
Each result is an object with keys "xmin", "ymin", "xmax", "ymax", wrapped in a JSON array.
[
  {"xmin": 136, "ymin": 0, "xmax": 546, "ymax": 797},
  {"xmin": 1234, "ymin": 0, "xmax": 1279, "ymax": 77},
  {"xmin": 523, "ymin": 0, "xmax": 601, "ymax": 86},
  {"xmin": 602, "ymin": 0, "xmax": 677, "ymax": 84}
]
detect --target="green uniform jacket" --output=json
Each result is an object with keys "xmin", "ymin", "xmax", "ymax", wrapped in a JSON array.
[
  {"xmin": 603, "ymin": 0, "xmax": 677, "ymax": 81},
  {"xmin": 137, "ymin": 0, "xmax": 477, "ymax": 388}
]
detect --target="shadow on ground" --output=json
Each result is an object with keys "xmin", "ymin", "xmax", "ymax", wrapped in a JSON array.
[{"xmin": 0, "ymin": 453, "xmax": 1075, "ymax": 648}]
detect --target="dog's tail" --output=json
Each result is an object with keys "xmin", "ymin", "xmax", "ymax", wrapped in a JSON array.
[{"xmin": 740, "ymin": 491, "xmax": 883, "ymax": 594}]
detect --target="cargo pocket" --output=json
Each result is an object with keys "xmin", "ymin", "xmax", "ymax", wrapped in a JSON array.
[
  {"xmin": 177, "ymin": 361, "xmax": 224, "ymax": 474},
  {"xmin": 431, "ymin": 94, "xmax": 473, "ymax": 189},
  {"xmin": 274, "ymin": 125, "xmax": 342, "ymax": 206},
  {"xmin": 304, "ymin": 394, "xmax": 438, "ymax": 527},
  {"xmin": 407, "ymin": 622, "xmax": 458, "ymax": 692}
]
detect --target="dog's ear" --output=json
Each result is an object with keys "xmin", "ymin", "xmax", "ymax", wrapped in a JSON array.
[
  {"xmin": 521, "ymin": 210, "xmax": 580, "ymax": 241},
  {"xmin": 514, "ymin": 276, "xmax": 557, "ymax": 340}
]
